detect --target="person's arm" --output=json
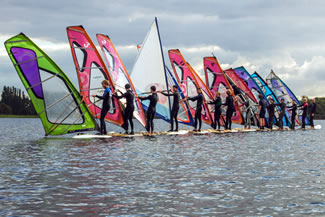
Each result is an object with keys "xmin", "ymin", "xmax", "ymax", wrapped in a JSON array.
[
  {"xmin": 139, "ymin": 95, "xmax": 150, "ymax": 101},
  {"xmin": 188, "ymin": 95, "xmax": 198, "ymax": 101},
  {"xmin": 160, "ymin": 91, "xmax": 173, "ymax": 96}
]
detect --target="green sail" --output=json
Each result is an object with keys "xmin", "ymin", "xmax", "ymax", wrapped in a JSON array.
[{"xmin": 4, "ymin": 33, "xmax": 98, "ymax": 136}]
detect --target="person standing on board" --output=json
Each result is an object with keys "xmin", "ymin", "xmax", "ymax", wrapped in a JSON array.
[
  {"xmin": 113, "ymin": 84, "xmax": 135, "ymax": 135},
  {"xmin": 298, "ymin": 98, "xmax": 308, "ymax": 129},
  {"xmin": 208, "ymin": 91, "xmax": 222, "ymax": 130},
  {"xmin": 186, "ymin": 88, "xmax": 204, "ymax": 131},
  {"xmin": 92, "ymin": 80, "xmax": 112, "ymax": 135},
  {"xmin": 159, "ymin": 85, "xmax": 180, "ymax": 132},
  {"xmin": 287, "ymin": 100, "xmax": 297, "ymax": 130},
  {"xmin": 223, "ymin": 90, "xmax": 235, "ymax": 130},
  {"xmin": 275, "ymin": 98, "xmax": 286, "ymax": 130},
  {"xmin": 267, "ymin": 98, "xmax": 276, "ymax": 130},
  {"xmin": 309, "ymin": 98, "xmax": 317, "ymax": 129},
  {"xmin": 138, "ymin": 85, "xmax": 159, "ymax": 134},
  {"xmin": 258, "ymin": 94, "xmax": 267, "ymax": 130}
]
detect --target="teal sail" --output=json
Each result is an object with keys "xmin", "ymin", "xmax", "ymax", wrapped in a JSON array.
[
  {"xmin": 252, "ymin": 72, "xmax": 290, "ymax": 127},
  {"xmin": 4, "ymin": 33, "xmax": 98, "ymax": 136}
]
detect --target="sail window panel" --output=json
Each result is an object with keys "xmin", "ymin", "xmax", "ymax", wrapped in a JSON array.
[
  {"xmin": 186, "ymin": 77, "xmax": 198, "ymax": 109},
  {"xmin": 89, "ymin": 62, "xmax": 107, "ymax": 108},
  {"xmin": 173, "ymin": 63, "xmax": 184, "ymax": 82},
  {"xmin": 206, "ymin": 68, "xmax": 216, "ymax": 90},
  {"xmin": 103, "ymin": 47, "xmax": 115, "ymax": 73},
  {"xmin": 117, "ymin": 67, "xmax": 130, "ymax": 90},
  {"xmin": 72, "ymin": 42, "xmax": 87, "ymax": 72},
  {"xmin": 39, "ymin": 69, "xmax": 83, "ymax": 124}
]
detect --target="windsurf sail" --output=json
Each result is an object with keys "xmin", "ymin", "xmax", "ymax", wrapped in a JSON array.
[
  {"xmin": 130, "ymin": 18, "xmax": 194, "ymax": 125},
  {"xmin": 96, "ymin": 34, "xmax": 146, "ymax": 127},
  {"xmin": 252, "ymin": 72, "xmax": 290, "ymax": 126},
  {"xmin": 203, "ymin": 57, "xmax": 243, "ymax": 124},
  {"xmin": 4, "ymin": 33, "xmax": 98, "ymax": 135},
  {"xmin": 169, "ymin": 49, "xmax": 213, "ymax": 125},
  {"xmin": 66, "ymin": 25, "xmax": 124, "ymax": 126},
  {"xmin": 266, "ymin": 70, "xmax": 309, "ymax": 125},
  {"xmin": 233, "ymin": 66, "xmax": 264, "ymax": 100},
  {"xmin": 224, "ymin": 68, "xmax": 259, "ymax": 126}
]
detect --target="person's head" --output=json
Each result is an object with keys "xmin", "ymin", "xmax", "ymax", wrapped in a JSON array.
[
  {"xmin": 215, "ymin": 91, "xmax": 220, "ymax": 97},
  {"xmin": 172, "ymin": 85, "xmax": 178, "ymax": 92},
  {"xmin": 150, "ymin": 85, "xmax": 156, "ymax": 93},
  {"xmin": 304, "ymin": 98, "xmax": 308, "ymax": 103},
  {"xmin": 312, "ymin": 98, "xmax": 316, "ymax": 103},
  {"xmin": 197, "ymin": 88, "xmax": 202, "ymax": 94},
  {"xmin": 124, "ymin": 84, "xmax": 131, "ymax": 90},
  {"xmin": 280, "ymin": 98, "xmax": 285, "ymax": 103},
  {"xmin": 226, "ymin": 90, "xmax": 231, "ymax": 96},
  {"xmin": 101, "ymin": 80, "xmax": 109, "ymax": 88},
  {"xmin": 259, "ymin": 94, "xmax": 263, "ymax": 99},
  {"xmin": 270, "ymin": 98, "xmax": 274, "ymax": 104},
  {"xmin": 292, "ymin": 100, "xmax": 296, "ymax": 104}
]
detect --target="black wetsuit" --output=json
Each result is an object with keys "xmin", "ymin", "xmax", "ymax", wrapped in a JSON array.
[
  {"xmin": 188, "ymin": 93, "xmax": 203, "ymax": 131},
  {"xmin": 208, "ymin": 96, "xmax": 222, "ymax": 130},
  {"xmin": 287, "ymin": 104, "xmax": 297, "ymax": 129},
  {"xmin": 96, "ymin": 87, "xmax": 111, "ymax": 134},
  {"xmin": 161, "ymin": 91, "xmax": 180, "ymax": 131},
  {"xmin": 310, "ymin": 102, "xmax": 316, "ymax": 127},
  {"xmin": 223, "ymin": 95, "xmax": 235, "ymax": 130},
  {"xmin": 275, "ymin": 102, "xmax": 286, "ymax": 129},
  {"xmin": 298, "ymin": 103, "xmax": 308, "ymax": 128},
  {"xmin": 114, "ymin": 89, "xmax": 135, "ymax": 133},
  {"xmin": 267, "ymin": 103, "xmax": 276, "ymax": 129},
  {"xmin": 141, "ymin": 93, "xmax": 159, "ymax": 132}
]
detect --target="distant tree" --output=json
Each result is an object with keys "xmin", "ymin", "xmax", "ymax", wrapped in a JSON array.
[
  {"xmin": 0, "ymin": 86, "xmax": 36, "ymax": 115},
  {"xmin": 0, "ymin": 102, "xmax": 12, "ymax": 114}
]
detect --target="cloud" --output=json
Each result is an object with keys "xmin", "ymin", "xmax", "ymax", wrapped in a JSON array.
[{"xmin": 1, "ymin": 0, "xmax": 325, "ymax": 97}]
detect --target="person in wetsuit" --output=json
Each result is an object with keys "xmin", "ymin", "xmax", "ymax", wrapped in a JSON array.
[
  {"xmin": 310, "ymin": 98, "xmax": 317, "ymax": 128},
  {"xmin": 208, "ymin": 91, "xmax": 222, "ymax": 130},
  {"xmin": 275, "ymin": 98, "xmax": 286, "ymax": 130},
  {"xmin": 138, "ymin": 85, "xmax": 159, "ymax": 133},
  {"xmin": 159, "ymin": 85, "xmax": 180, "ymax": 131},
  {"xmin": 93, "ymin": 80, "xmax": 111, "ymax": 135},
  {"xmin": 258, "ymin": 94, "xmax": 267, "ymax": 129},
  {"xmin": 187, "ymin": 88, "xmax": 204, "ymax": 131},
  {"xmin": 298, "ymin": 98, "xmax": 308, "ymax": 129},
  {"xmin": 243, "ymin": 94, "xmax": 257, "ymax": 129},
  {"xmin": 267, "ymin": 98, "xmax": 276, "ymax": 130},
  {"xmin": 287, "ymin": 100, "xmax": 297, "ymax": 130},
  {"xmin": 114, "ymin": 84, "xmax": 135, "ymax": 134},
  {"xmin": 223, "ymin": 90, "xmax": 235, "ymax": 130}
]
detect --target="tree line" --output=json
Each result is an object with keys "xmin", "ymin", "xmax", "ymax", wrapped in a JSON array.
[{"xmin": 0, "ymin": 86, "xmax": 36, "ymax": 115}]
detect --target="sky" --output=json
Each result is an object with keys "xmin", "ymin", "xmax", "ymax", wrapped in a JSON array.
[{"xmin": 1, "ymin": 0, "xmax": 325, "ymax": 97}]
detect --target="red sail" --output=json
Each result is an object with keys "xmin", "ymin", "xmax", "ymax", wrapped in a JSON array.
[
  {"xmin": 168, "ymin": 49, "xmax": 213, "ymax": 125},
  {"xmin": 66, "ymin": 26, "xmax": 124, "ymax": 126}
]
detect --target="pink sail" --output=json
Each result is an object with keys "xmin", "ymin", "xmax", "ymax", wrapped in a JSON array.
[
  {"xmin": 66, "ymin": 26, "xmax": 124, "ymax": 126},
  {"xmin": 204, "ymin": 57, "xmax": 243, "ymax": 125},
  {"xmin": 96, "ymin": 34, "xmax": 146, "ymax": 127},
  {"xmin": 168, "ymin": 49, "xmax": 213, "ymax": 125}
]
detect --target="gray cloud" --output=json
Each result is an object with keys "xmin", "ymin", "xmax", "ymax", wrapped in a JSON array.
[{"xmin": 1, "ymin": 0, "xmax": 325, "ymax": 97}]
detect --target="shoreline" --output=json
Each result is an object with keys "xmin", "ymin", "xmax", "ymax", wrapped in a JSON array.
[{"xmin": 0, "ymin": 115, "xmax": 38, "ymax": 118}]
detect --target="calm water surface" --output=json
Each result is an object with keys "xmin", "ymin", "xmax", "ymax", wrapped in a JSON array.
[{"xmin": 0, "ymin": 118, "xmax": 325, "ymax": 216}]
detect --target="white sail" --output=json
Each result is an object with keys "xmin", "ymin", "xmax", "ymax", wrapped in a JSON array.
[{"xmin": 130, "ymin": 18, "xmax": 171, "ymax": 121}]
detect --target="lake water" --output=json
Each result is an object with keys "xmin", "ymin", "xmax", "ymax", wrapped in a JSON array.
[{"xmin": 0, "ymin": 118, "xmax": 324, "ymax": 216}]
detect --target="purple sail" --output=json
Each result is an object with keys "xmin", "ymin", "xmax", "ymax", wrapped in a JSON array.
[{"xmin": 11, "ymin": 47, "xmax": 43, "ymax": 98}]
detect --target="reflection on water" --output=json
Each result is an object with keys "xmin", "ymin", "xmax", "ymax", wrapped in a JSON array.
[{"xmin": 0, "ymin": 118, "xmax": 325, "ymax": 216}]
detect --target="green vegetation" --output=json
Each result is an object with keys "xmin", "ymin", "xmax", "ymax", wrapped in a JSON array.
[{"xmin": 0, "ymin": 86, "xmax": 36, "ymax": 116}]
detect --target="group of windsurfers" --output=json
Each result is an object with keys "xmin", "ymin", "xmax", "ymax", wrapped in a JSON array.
[
  {"xmin": 257, "ymin": 95, "xmax": 317, "ymax": 130},
  {"xmin": 94, "ymin": 80, "xmax": 317, "ymax": 135}
]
